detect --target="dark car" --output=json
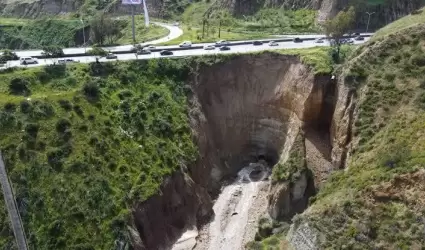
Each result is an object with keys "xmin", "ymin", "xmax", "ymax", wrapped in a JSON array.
[
  {"xmin": 355, "ymin": 36, "xmax": 365, "ymax": 41},
  {"xmin": 160, "ymin": 50, "xmax": 173, "ymax": 56},
  {"xmin": 293, "ymin": 37, "xmax": 303, "ymax": 43},
  {"xmin": 106, "ymin": 53, "xmax": 117, "ymax": 59},
  {"xmin": 219, "ymin": 46, "xmax": 231, "ymax": 51},
  {"xmin": 137, "ymin": 49, "xmax": 151, "ymax": 55},
  {"xmin": 253, "ymin": 41, "xmax": 263, "ymax": 46}
]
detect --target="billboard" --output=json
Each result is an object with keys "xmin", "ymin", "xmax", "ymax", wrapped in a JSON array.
[{"xmin": 122, "ymin": 0, "xmax": 141, "ymax": 4}]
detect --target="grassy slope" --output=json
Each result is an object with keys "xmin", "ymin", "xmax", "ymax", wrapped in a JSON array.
[
  {"xmin": 299, "ymin": 18, "xmax": 425, "ymax": 249},
  {"xmin": 0, "ymin": 59, "xmax": 198, "ymax": 249},
  {"xmin": 0, "ymin": 16, "xmax": 168, "ymax": 49},
  {"xmin": 163, "ymin": 1, "xmax": 317, "ymax": 45},
  {"xmin": 115, "ymin": 16, "xmax": 169, "ymax": 45},
  {"xmin": 373, "ymin": 7, "xmax": 425, "ymax": 39}
]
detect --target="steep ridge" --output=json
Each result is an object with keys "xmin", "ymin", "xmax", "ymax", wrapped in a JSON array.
[{"xmin": 285, "ymin": 23, "xmax": 425, "ymax": 250}]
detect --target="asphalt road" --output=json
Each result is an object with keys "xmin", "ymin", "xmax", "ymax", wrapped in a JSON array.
[
  {"xmin": 1, "ymin": 21, "xmax": 371, "ymax": 69},
  {"xmin": 3, "ymin": 37, "xmax": 370, "ymax": 68}
]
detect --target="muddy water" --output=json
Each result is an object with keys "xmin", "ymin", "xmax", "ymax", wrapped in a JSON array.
[{"xmin": 172, "ymin": 163, "xmax": 270, "ymax": 250}]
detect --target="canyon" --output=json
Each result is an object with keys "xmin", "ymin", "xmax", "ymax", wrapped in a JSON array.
[{"xmin": 128, "ymin": 52, "xmax": 353, "ymax": 249}]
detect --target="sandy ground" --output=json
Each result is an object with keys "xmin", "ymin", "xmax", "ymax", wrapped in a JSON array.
[{"xmin": 193, "ymin": 180, "xmax": 270, "ymax": 250}]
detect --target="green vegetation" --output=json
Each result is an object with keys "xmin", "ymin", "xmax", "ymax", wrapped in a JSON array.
[
  {"xmin": 276, "ymin": 47, "xmax": 335, "ymax": 74},
  {"xmin": 272, "ymin": 132, "xmax": 306, "ymax": 182},
  {"xmin": 116, "ymin": 16, "xmax": 169, "ymax": 45},
  {"xmin": 298, "ymin": 21, "xmax": 425, "ymax": 249},
  {"xmin": 164, "ymin": 1, "xmax": 318, "ymax": 44},
  {"xmin": 0, "ymin": 17, "xmax": 29, "ymax": 26},
  {"xmin": 0, "ymin": 59, "xmax": 200, "ymax": 248},
  {"xmin": 0, "ymin": 19, "xmax": 84, "ymax": 50},
  {"xmin": 0, "ymin": 16, "xmax": 168, "ymax": 50},
  {"xmin": 323, "ymin": 6, "xmax": 356, "ymax": 61},
  {"xmin": 373, "ymin": 7, "xmax": 425, "ymax": 39}
]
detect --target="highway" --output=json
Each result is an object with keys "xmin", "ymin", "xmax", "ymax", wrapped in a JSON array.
[{"xmin": 1, "ymin": 22, "xmax": 371, "ymax": 69}]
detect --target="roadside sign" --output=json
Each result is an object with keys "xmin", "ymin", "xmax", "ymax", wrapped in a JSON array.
[{"xmin": 122, "ymin": 0, "xmax": 141, "ymax": 4}]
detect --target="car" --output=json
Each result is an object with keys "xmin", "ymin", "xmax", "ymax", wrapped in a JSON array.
[
  {"xmin": 145, "ymin": 45, "xmax": 156, "ymax": 50},
  {"xmin": 355, "ymin": 35, "xmax": 365, "ymax": 41},
  {"xmin": 173, "ymin": 22, "xmax": 180, "ymax": 26},
  {"xmin": 253, "ymin": 41, "xmax": 263, "ymax": 46},
  {"xmin": 19, "ymin": 57, "xmax": 37, "ymax": 65},
  {"xmin": 215, "ymin": 40, "xmax": 229, "ymax": 47},
  {"xmin": 315, "ymin": 38, "xmax": 325, "ymax": 43},
  {"xmin": 293, "ymin": 37, "xmax": 303, "ymax": 43},
  {"xmin": 106, "ymin": 53, "xmax": 117, "ymax": 59},
  {"xmin": 203, "ymin": 45, "xmax": 215, "ymax": 50},
  {"xmin": 268, "ymin": 41, "xmax": 278, "ymax": 46},
  {"xmin": 219, "ymin": 46, "xmax": 230, "ymax": 51},
  {"xmin": 58, "ymin": 58, "xmax": 76, "ymax": 64},
  {"xmin": 160, "ymin": 50, "xmax": 173, "ymax": 56},
  {"xmin": 179, "ymin": 41, "xmax": 192, "ymax": 48},
  {"xmin": 137, "ymin": 49, "xmax": 151, "ymax": 55}
]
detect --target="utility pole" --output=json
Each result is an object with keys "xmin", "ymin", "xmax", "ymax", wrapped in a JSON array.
[
  {"xmin": 366, "ymin": 12, "xmax": 375, "ymax": 33},
  {"xmin": 218, "ymin": 19, "xmax": 221, "ymax": 38},
  {"xmin": 131, "ymin": 5, "xmax": 136, "ymax": 45},
  {"xmin": 80, "ymin": 17, "xmax": 86, "ymax": 53},
  {"xmin": 202, "ymin": 19, "xmax": 206, "ymax": 39}
]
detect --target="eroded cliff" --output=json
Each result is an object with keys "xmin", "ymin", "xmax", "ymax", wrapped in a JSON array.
[{"xmin": 131, "ymin": 52, "xmax": 340, "ymax": 249}]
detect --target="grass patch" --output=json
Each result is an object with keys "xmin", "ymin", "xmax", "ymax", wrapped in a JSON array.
[
  {"xmin": 277, "ymin": 47, "xmax": 334, "ymax": 74},
  {"xmin": 373, "ymin": 7, "xmax": 425, "ymax": 39},
  {"xmin": 272, "ymin": 132, "xmax": 306, "ymax": 182},
  {"xmin": 116, "ymin": 15, "xmax": 169, "ymax": 45}
]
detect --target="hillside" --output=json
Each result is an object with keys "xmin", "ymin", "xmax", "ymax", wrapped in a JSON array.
[
  {"xmin": 247, "ymin": 7, "xmax": 425, "ymax": 250},
  {"xmin": 0, "ymin": 59, "xmax": 199, "ymax": 249}
]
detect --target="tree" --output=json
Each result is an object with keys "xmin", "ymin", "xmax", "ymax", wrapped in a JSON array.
[
  {"xmin": 90, "ymin": 13, "xmax": 124, "ymax": 45},
  {"xmin": 0, "ymin": 49, "xmax": 18, "ymax": 63},
  {"xmin": 323, "ymin": 6, "xmax": 356, "ymax": 61},
  {"xmin": 42, "ymin": 46, "xmax": 64, "ymax": 58}
]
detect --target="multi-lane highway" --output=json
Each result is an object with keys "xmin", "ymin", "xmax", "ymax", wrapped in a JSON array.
[{"xmin": 1, "ymin": 22, "xmax": 372, "ymax": 69}]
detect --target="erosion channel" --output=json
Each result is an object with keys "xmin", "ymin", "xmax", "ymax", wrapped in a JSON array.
[{"xmin": 133, "ymin": 53, "xmax": 348, "ymax": 250}]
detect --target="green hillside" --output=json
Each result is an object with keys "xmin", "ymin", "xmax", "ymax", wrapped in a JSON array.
[{"xmin": 0, "ymin": 59, "xmax": 197, "ymax": 248}]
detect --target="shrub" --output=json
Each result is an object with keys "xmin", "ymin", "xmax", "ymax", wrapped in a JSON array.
[
  {"xmin": 56, "ymin": 118, "xmax": 71, "ymax": 133},
  {"xmin": 0, "ymin": 49, "xmax": 18, "ymax": 62},
  {"xmin": 20, "ymin": 100, "xmax": 32, "ymax": 114},
  {"xmin": 410, "ymin": 54, "xmax": 425, "ymax": 67},
  {"xmin": 25, "ymin": 123, "xmax": 39, "ymax": 138},
  {"xmin": 42, "ymin": 45, "xmax": 64, "ymax": 57},
  {"xmin": 73, "ymin": 104, "xmax": 84, "ymax": 117},
  {"xmin": 82, "ymin": 81, "xmax": 101, "ymax": 101},
  {"xmin": 88, "ymin": 46, "xmax": 107, "ymax": 56},
  {"xmin": 9, "ymin": 78, "xmax": 31, "ymax": 96},
  {"xmin": 4, "ymin": 103, "xmax": 16, "ymax": 112},
  {"xmin": 58, "ymin": 100, "xmax": 73, "ymax": 111}
]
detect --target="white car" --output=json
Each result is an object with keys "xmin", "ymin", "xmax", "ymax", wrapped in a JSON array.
[
  {"xmin": 203, "ymin": 45, "xmax": 215, "ymax": 50},
  {"xmin": 179, "ymin": 41, "xmax": 192, "ymax": 48},
  {"xmin": 215, "ymin": 40, "xmax": 229, "ymax": 47},
  {"xmin": 20, "ymin": 57, "xmax": 37, "ymax": 65},
  {"xmin": 145, "ymin": 45, "xmax": 156, "ymax": 50},
  {"xmin": 268, "ymin": 41, "xmax": 278, "ymax": 46},
  {"xmin": 315, "ymin": 38, "xmax": 325, "ymax": 43}
]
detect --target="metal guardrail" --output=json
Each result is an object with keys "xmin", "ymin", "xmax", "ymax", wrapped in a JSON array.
[{"xmin": 0, "ymin": 152, "xmax": 29, "ymax": 250}]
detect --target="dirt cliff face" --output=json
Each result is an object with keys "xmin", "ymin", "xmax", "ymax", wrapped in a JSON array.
[
  {"xmin": 189, "ymin": 53, "xmax": 332, "ymax": 193},
  {"xmin": 130, "ymin": 171, "xmax": 212, "ymax": 250},
  {"xmin": 129, "ymin": 53, "xmax": 336, "ymax": 249}
]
